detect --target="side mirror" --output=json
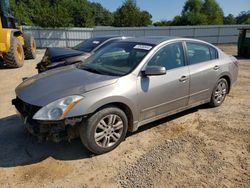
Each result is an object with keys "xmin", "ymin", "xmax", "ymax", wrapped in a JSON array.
[{"xmin": 143, "ymin": 66, "xmax": 166, "ymax": 76}]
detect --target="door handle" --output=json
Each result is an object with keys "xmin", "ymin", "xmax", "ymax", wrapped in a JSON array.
[
  {"xmin": 179, "ymin": 75, "xmax": 188, "ymax": 82},
  {"xmin": 213, "ymin": 65, "xmax": 220, "ymax": 70}
]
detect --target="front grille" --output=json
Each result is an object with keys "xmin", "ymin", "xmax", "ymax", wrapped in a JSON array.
[{"xmin": 12, "ymin": 97, "xmax": 41, "ymax": 118}]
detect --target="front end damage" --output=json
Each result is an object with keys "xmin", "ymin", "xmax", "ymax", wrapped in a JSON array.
[{"xmin": 12, "ymin": 97, "xmax": 83, "ymax": 142}]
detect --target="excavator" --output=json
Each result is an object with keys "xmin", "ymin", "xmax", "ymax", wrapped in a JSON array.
[{"xmin": 0, "ymin": 0, "xmax": 36, "ymax": 68}]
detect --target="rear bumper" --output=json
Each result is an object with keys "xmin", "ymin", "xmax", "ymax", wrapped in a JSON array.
[{"xmin": 12, "ymin": 98, "xmax": 80, "ymax": 142}]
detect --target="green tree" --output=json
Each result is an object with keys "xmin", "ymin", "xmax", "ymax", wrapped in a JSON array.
[
  {"xmin": 91, "ymin": 2, "xmax": 114, "ymax": 26},
  {"xmin": 172, "ymin": 0, "xmax": 224, "ymax": 25},
  {"xmin": 202, "ymin": 0, "xmax": 224, "ymax": 24},
  {"xmin": 224, "ymin": 14, "xmax": 236, "ymax": 25},
  {"xmin": 153, "ymin": 20, "xmax": 172, "ymax": 26},
  {"xmin": 182, "ymin": 0, "xmax": 203, "ymax": 14},
  {"xmin": 236, "ymin": 11, "xmax": 250, "ymax": 24},
  {"xmin": 113, "ymin": 0, "xmax": 152, "ymax": 27},
  {"xmin": 177, "ymin": 0, "xmax": 207, "ymax": 25},
  {"xmin": 139, "ymin": 11, "xmax": 152, "ymax": 26},
  {"xmin": 33, "ymin": 0, "xmax": 73, "ymax": 27},
  {"xmin": 10, "ymin": 0, "xmax": 114, "ymax": 27}
]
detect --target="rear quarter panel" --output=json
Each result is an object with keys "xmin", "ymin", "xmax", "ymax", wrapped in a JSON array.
[{"xmin": 218, "ymin": 50, "xmax": 239, "ymax": 89}]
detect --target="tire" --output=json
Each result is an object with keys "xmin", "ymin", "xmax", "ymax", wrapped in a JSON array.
[
  {"xmin": 4, "ymin": 36, "xmax": 24, "ymax": 68},
  {"xmin": 80, "ymin": 107, "xmax": 128, "ymax": 154},
  {"xmin": 23, "ymin": 33, "xmax": 36, "ymax": 60},
  {"xmin": 209, "ymin": 78, "xmax": 228, "ymax": 107}
]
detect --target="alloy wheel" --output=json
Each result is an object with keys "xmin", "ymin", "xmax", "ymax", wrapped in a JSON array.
[
  {"xmin": 214, "ymin": 81, "xmax": 227, "ymax": 104},
  {"xmin": 94, "ymin": 114, "xmax": 124, "ymax": 148}
]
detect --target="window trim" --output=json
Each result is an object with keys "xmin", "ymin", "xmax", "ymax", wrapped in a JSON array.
[{"xmin": 184, "ymin": 41, "xmax": 219, "ymax": 66}]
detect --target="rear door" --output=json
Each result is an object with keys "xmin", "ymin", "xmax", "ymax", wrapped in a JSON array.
[{"xmin": 185, "ymin": 42, "xmax": 221, "ymax": 105}]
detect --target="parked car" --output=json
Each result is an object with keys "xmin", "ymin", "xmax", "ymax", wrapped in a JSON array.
[
  {"xmin": 36, "ymin": 36, "xmax": 129, "ymax": 73},
  {"xmin": 13, "ymin": 36, "xmax": 239, "ymax": 154}
]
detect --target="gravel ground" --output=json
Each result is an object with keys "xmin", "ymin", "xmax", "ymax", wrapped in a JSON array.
[{"xmin": 0, "ymin": 45, "xmax": 249, "ymax": 188}]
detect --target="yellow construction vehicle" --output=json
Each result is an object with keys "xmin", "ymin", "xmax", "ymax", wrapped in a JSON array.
[{"xmin": 0, "ymin": 0, "xmax": 36, "ymax": 68}]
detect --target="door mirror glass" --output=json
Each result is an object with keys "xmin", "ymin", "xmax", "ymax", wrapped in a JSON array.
[{"xmin": 144, "ymin": 66, "xmax": 166, "ymax": 76}]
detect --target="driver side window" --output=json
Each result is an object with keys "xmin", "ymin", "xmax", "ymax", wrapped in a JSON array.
[{"xmin": 147, "ymin": 42, "xmax": 185, "ymax": 70}]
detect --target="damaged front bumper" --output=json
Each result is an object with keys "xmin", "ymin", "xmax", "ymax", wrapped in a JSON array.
[{"xmin": 12, "ymin": 97, "xmax": 82, "ymax": 142}]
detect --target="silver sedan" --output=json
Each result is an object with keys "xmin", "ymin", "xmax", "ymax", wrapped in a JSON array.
[{"xmin": 13, "ymin": 36, "xmax": 239, "ymax": 154}]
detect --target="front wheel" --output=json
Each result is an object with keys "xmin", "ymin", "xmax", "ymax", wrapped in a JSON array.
[
  {"xmin": 79, "ymin": 107, "xmax": 128, "ymax": 154},
  {"xmin": 209, "ymin": 78, "xmax": 228, "ymax": 107}
]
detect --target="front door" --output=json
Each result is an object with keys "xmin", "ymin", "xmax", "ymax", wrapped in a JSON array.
[{"xmin": 137, "ymin": 42, "xmax": 190, "ymax": 122}]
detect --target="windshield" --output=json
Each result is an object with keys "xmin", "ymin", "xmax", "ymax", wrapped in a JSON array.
[
  {"xmin": 78, "ymin": 42, "xmax": 154, "ymax": 76},
  {"xmin": 72, "ymin": 37, "xmax": 108, "ymax": 53}
]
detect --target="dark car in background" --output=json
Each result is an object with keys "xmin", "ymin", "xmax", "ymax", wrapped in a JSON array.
[{"xmin": 36, "ymin": 36, "xmax": 129, "ymax": 73}]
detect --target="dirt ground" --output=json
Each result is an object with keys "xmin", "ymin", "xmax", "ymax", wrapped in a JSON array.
[{"xmin": 0, "ymin": 45, "xmax": 249, "ymax": 188}]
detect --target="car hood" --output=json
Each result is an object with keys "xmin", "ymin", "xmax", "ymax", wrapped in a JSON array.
[
  {"xmin": 16, "ymin": 65, "xmax": 118, "ymax": 106},
  {"xmin": 47, "ymin": 47, "xmax": 85, "ymax": 62}
]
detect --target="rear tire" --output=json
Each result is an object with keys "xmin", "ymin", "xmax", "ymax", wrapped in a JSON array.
[
  {"xmin": 80, "ymin": 107, "xmax": 128, "ymax": 154},
  {"xmin": 4, "ymin": 36, "xmax": 24, "ymax": 68},
  {"xmin": 209, "ymin": 78, "xmax": 228, "ymax": 107},
  {"xmin": 24, "ymin": 33, "xmax": 36, "ymax": 60}
]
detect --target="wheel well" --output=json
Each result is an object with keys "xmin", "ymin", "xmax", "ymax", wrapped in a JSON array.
[
  {"xmin": 94, "ymin": 102, "xmax": 134, "ymax": 132},
  {"xmin": 220, "ymin": 75, "xmax": 231, "ymax": 93}
]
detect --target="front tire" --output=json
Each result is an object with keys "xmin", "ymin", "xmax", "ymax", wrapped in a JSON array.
[
  {"xmin": 209, "ymin": 78, "xmax": 228, "ymax": 107},
  {"xmin": 80, "ymin": 107, "xmax": 128, "ymax": 154}
]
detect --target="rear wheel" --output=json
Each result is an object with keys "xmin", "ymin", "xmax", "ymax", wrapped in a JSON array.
[
  {"xmin": 209, "ymin": 78, "xmax": 228, "ymax": 107},
  {"xmin": 80, "ymin": 107, "xmax": 128, "ymax": 154},
  {"xmin": 4, "ymin": 36, "xmax": 24, "ymax": 68},
  {"xmin": 24, "ymin": 33, "xmax": 36, "ymax": 60}
]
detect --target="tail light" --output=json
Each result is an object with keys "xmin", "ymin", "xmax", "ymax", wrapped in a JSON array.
[
  {"xmin": 231, "ymin": 56, "xmax": 239, "ymax": 67},
  {"xmin": 233, "ymin": 60, "xmax": 239, "ymax": 66}
]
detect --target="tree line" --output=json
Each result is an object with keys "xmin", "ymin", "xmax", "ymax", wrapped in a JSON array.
[
  {"xmin": 10, "ymin": 0, "xmax": 250, "ymax": 27},
  {"xmin": 154, "ymin": 0, "xmax": 250, "ymax": 26}
]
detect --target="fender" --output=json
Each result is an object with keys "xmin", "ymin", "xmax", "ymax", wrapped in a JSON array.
[{"xmin": 67, "ymin": 95, "xmax": 139, "ymax": 122}]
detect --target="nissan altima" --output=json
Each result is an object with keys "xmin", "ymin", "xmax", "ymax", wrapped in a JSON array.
[{"xmin": 13, "ymin": 36, "xmax": 239, "ymax": 154}]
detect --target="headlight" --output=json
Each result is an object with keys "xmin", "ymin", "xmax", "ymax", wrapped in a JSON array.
[{"xmin": 33, "ymin": 95, "xmax": 84, "ymax": 121}]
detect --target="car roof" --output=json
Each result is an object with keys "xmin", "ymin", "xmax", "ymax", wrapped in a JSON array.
[
  {"xmin": 91, "ymin": 36, "xmax": 126, "ymax": 41},
  {"xmin": 122, "ymin": 36, "xmax": 180, "ymax": 45}
]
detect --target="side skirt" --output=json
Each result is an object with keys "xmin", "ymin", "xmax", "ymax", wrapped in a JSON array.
[{"xmin": 131, "ymin": 99, "xmax": 210, "ymax": 132}]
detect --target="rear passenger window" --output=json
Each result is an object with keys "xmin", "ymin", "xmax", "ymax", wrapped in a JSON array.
[{"xmin": 186, "ymin": 42, "xmax": 217, "ymax": 65}]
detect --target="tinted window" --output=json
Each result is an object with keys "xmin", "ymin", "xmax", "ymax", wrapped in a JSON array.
[
  {"xmin": 187, "ymin": 42, "xmax": 217, "ymax": 65},
  {"xmin": 147, "ymin": 42, "xmax": 185, "ymax": 70},
  {"xmin": 78, "ymin": 42, "xmax": 153, "ymax": 76},
  {"xmin": 72, "ymin": 37, "xmax": 108, "ymax": 53}
]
